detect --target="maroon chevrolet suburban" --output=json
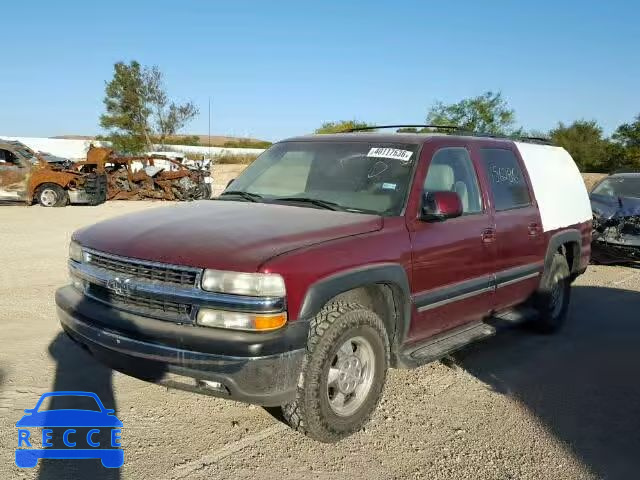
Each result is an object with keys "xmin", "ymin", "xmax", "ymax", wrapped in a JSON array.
[{"xmin": 56, "ymin": 129, "xmax": 592, "ymax": 442}]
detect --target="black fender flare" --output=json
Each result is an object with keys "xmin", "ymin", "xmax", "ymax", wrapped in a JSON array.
[
  {"xmin": 544, "ymin": 229, "xmax": 581, "ymax": 275},
  {"xmin": 297, "ymin": 263, "xmax": 412, "ymax": 360}
]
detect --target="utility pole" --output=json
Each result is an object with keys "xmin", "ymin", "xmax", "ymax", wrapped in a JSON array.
[{"xmin": 208, "ymin": 96, "xmax": 211, "ymax": 161}]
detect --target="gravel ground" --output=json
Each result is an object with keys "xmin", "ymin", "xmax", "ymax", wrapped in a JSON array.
[{"xmin": 1, "ymin": 202, "xmax": 639, "ymax": 480}]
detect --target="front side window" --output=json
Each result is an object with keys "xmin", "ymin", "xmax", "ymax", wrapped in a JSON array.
[
  {"xmin": 480, "ymin": 148, "xmax": 531, "ymax": 211},
  {"xmin": 0, "ymin": 149, "xmax": 20, "ymax": 165},
  {"xmin": 424, "ymin": 147, "xmax": 483, "ymax": 214},
  {"xmin": 227, "ymin": 141, "xmax": 420, "ymax": 215}
]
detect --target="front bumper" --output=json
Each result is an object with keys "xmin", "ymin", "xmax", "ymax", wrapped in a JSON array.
[
  {"xmin": 592, "ymin": 236, "xmax": 640, "ymax": 264},
  {"xmin": 56, "ymin": 286, "xmax": 307, "ymax": 406}
]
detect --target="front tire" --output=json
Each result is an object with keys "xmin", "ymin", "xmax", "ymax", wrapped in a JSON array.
[
  {"xmin": 281, "ymin": 302, "xmax": 389, "ymax": 443},
  {"xmin": 531, "ymin": 253, "xmax": 571, "ymax": 333},
  {"xmin": 36, "ymin": 184, "xmax": 68, "ymax": 207}
]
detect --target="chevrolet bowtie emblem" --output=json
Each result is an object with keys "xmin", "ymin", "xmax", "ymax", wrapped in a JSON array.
[{"xmin": 106, "ymin": 277, "xmax": 134, "ymax": 296}]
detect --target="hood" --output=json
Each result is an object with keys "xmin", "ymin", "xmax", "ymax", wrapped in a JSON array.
[
  {"xmin": 75, "ymin": 200, "xmax": 383, "ymax": 271},
  {"xmin": 590, "ymin": 193, "xmax": 640, "ymax": 220}
]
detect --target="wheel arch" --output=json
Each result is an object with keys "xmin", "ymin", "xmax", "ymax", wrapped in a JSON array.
[
  {"xmin": 31, "ymin": 181, "xmax": 70, "ymax": 207},
  {"xmin": 545, "ymin": 229, "xmax": 581, "ymax": 275},
  {"xmin": 30, "ymin": 178, "xmax": 71, "ymax": 202},
  {"xmin": 297, "ymin": 263, "xmax": 411, "ymax": 367}
]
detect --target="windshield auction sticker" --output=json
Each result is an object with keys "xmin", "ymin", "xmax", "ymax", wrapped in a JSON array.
[{"xmin": 367, "ymin": 147, "xmax": 413, "ymax": 162}]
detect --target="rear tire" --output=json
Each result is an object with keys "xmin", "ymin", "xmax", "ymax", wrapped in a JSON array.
[
  {"xmin": 530, "ymin": 253, "xmax": 571, "ymax": 333},
  {"xmin": 36, "ymin": 184, "xmax": 68, "ymax": 207},
  {"xmin": 281, "ymin": 302, "xmax": 389, "ymax": 443}
]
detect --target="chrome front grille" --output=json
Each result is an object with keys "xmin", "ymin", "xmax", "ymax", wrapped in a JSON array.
[
  {"xmin": 86, "ymin": 284, "xmax": 192, "ymax": 322},
  {"xmin": 85, "ymin": 249, "xmax": 200, "ymax": 287},
  {"xmin": 77, "ymin": 249, "xmax": 202, "ymax": 322}
]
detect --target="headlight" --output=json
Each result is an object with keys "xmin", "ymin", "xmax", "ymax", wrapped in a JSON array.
[
  {"xmin": 69, "ymin": 240, "xmax": 83, "ymax": 263},
  {"xmin": 201, "ymin": 270, "xmax": 285, "ymax": 297},
  {"xmin": 197, "ymin": 309, "xmax": 287, "ymax": 331}
]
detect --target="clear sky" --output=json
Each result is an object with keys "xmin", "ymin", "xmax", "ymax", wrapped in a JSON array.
[{"xmin": 2, "ymin": 0, "xmax": 638, "ymax": 141}]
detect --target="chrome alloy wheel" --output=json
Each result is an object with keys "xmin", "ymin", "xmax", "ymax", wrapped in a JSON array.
[{"xmin": 326, "ymin": 335, "xmax": 376, "ymax": 417}]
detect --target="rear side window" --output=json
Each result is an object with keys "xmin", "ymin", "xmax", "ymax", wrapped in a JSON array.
[{"xmin": 480, "ymin": 148, "xmax": 531, "ymax": 211}]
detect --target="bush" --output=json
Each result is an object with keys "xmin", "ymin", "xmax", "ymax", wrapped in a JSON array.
[
  {"xmin": 162, "ymin": 135, "xmax": 201, "ymax": 146},
  {"xmin": 213, "ymin": 153, "xmax": 258, "ymax": 165},
  {"xmin": 222, "ymin": 139, "xmax": 272, "ymax": 149}
]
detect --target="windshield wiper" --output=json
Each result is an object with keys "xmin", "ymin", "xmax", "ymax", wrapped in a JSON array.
[
  {"xmin": 273, "ymin": 196, "xmax": 344, "ymax": 211},
  {"xmin": 219, "ymin": 190, "xmax": 262, "ymax": 202}
]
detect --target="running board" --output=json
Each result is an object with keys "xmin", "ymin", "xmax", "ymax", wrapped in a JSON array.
[{"xmin": 406, "ymin": 322, "xmax": 496, "ymax": 364}]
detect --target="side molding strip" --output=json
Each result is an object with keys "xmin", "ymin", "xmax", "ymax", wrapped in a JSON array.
[
  {"xmin": 417, "ymin": 286, "xmax": 494, "ymax": 312},
  {"xmin": 414, "ymin": 262, "xmax": 543, "ymax": 312},
  {"xmin": 496, "ymin": 271, "xmax": 540, "ymax": 289}
]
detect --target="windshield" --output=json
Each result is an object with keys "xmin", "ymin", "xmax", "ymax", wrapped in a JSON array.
[
  {"xmin": 225, "ymin": 141, "xmax": 420, "ymax": 215},
  {"xmin": 18, "ymin": 148, "xmax": 36, "ymax": 159},
  {"xmin": 36, "ymin": 394, "xmax": 102, "ymax": 412},
  {"xmin": 592, "ymin": 177, "xmax": 640, "ymax": 198}
]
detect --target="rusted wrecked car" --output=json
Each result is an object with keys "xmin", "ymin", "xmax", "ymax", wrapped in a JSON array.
[
  {"xmin": 591, "ymin": 171, "xmax": 640, "ymax": 264},
  {"xmin": 78, "ymin": 146, "xmax": 211, "ymax": 201},
  {"xmin": 0, "ymin": 139, "xmax": 107, "ymax": 207},
  {"xmin": 1, "ymin": 140, "xmax": 211, "ymax": 207}
]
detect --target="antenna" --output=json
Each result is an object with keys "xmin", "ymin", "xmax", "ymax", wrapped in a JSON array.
[{"xmin": 208, "ymin": 97, "xmax": 211, "ymax": 160}]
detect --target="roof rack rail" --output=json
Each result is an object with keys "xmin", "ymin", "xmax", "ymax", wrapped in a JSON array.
[
  {"xmin": 343, "ymin": 124, "xmax": 463, "ymax": 133},
  {"xmin": 472, "ymin": 132, "xmax": 554, "ymax": 145},
  {"xmin": 518, "ymin": 136, "xmax": 553, "ymax": 145},
  {"xmin": 340, "ymin": 125, "xmax": 555, "ymax": 145}
]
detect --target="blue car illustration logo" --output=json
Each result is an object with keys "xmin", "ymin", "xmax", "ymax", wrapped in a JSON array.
[{"xmin": 15, "ymin": 391, "xmax": 123, "ymax": 468}]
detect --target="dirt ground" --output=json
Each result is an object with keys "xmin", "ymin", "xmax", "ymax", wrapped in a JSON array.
[
  {"xmin": 1, "ymin": 202, "xmax": 639, "ymax": 480},
  {"xmin": 581, "ymin": 173, "xmax": 607, "ymax": 192}
]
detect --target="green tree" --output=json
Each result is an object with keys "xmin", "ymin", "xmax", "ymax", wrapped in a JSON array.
[
  {"xmin": 100, "ymin": 61, "xmax": 198, "ymax": 153},
  {"xmin": 315, "ymin": 120, "xmax": 374, "ymax": 134},
  {"xmin": 426, "ymin": 91, "xmax": 517, "ymax": 135},
  {"xmin": 100, "ymin": 61, "xmax": 151, "ymax": 153},
  {"xmin": 612, "ymin": 114, "xmax": 640, "ymax": 168},
  {"xmin": 145, "ymin": 66, "xmax": 199, "ymax": 146},
  {"xmin": 549, "ymin": 120, "xmax": 611, "ymax": 172}
]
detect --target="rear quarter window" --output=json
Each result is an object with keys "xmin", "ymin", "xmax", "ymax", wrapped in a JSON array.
[{"xmin": 480, "ymin": 148, "xmax": 531, "ymax": 211}]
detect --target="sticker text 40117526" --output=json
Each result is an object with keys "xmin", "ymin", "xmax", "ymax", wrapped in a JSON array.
[{"xmin": 367, "ymin": 147, "xmax": 413, "ymax": 162}]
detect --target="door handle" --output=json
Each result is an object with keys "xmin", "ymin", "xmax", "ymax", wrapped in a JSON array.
[
  {"xmin": 481, "ymin": 228, "xmax": 496, "ymax": 244},
  {"xmin": 528, "ymin": 222, "xmax": 541, "ymax": 236}
]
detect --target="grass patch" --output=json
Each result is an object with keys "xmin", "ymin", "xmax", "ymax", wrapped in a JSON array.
[
  {"xmin": 223, "ymin": 139, "xmax": 272, "ymax": 149},
  {"xmin": 214, "ymin": 153, "xmax": 259, "ymax": 165}
]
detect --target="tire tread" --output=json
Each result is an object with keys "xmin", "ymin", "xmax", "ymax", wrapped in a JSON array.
[{"xmin": 281, "ymin": 301, "xmax": 389, "ymax": 442}]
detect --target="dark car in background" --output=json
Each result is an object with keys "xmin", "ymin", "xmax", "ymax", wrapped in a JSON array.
[{"xmin": 590, "ymin": 172, "xmax": 640, "ymax": 264}]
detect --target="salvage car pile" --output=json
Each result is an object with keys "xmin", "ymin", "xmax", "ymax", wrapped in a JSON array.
[
  {"xmin": 81, "ymin": 146, "xmax": 212, "ymax": 202},
  {"xmin": 1, "ymin": 140, "xmax": 212, "ymax": 206},
  {"xmin": 1, "ymin": 139, "xmax": 107, "ymax": 206},
  {"xmin": 590, "ymin": 172, "xmax": 640, "ymax": 263}
]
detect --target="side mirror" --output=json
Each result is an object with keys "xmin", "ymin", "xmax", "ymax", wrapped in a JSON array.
[{"xmin": 421, "ymin": 191, "xmax": 463, "ymax": 221}]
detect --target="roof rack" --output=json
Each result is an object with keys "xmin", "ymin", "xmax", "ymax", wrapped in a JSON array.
[
  {"xmin": 475, "ymin": 133, "xmax": 554, "ymax": 145},
  {"xmin": 341, "ymin": 125, "xmax": 554, "ymax": 145},
  {"xmin": 520, "ymin": 136, "xmax": 552, "ymax": 144},
  {"xmin": 344, "ymin": 124, "xmax": 464, "ymax": 133}
]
